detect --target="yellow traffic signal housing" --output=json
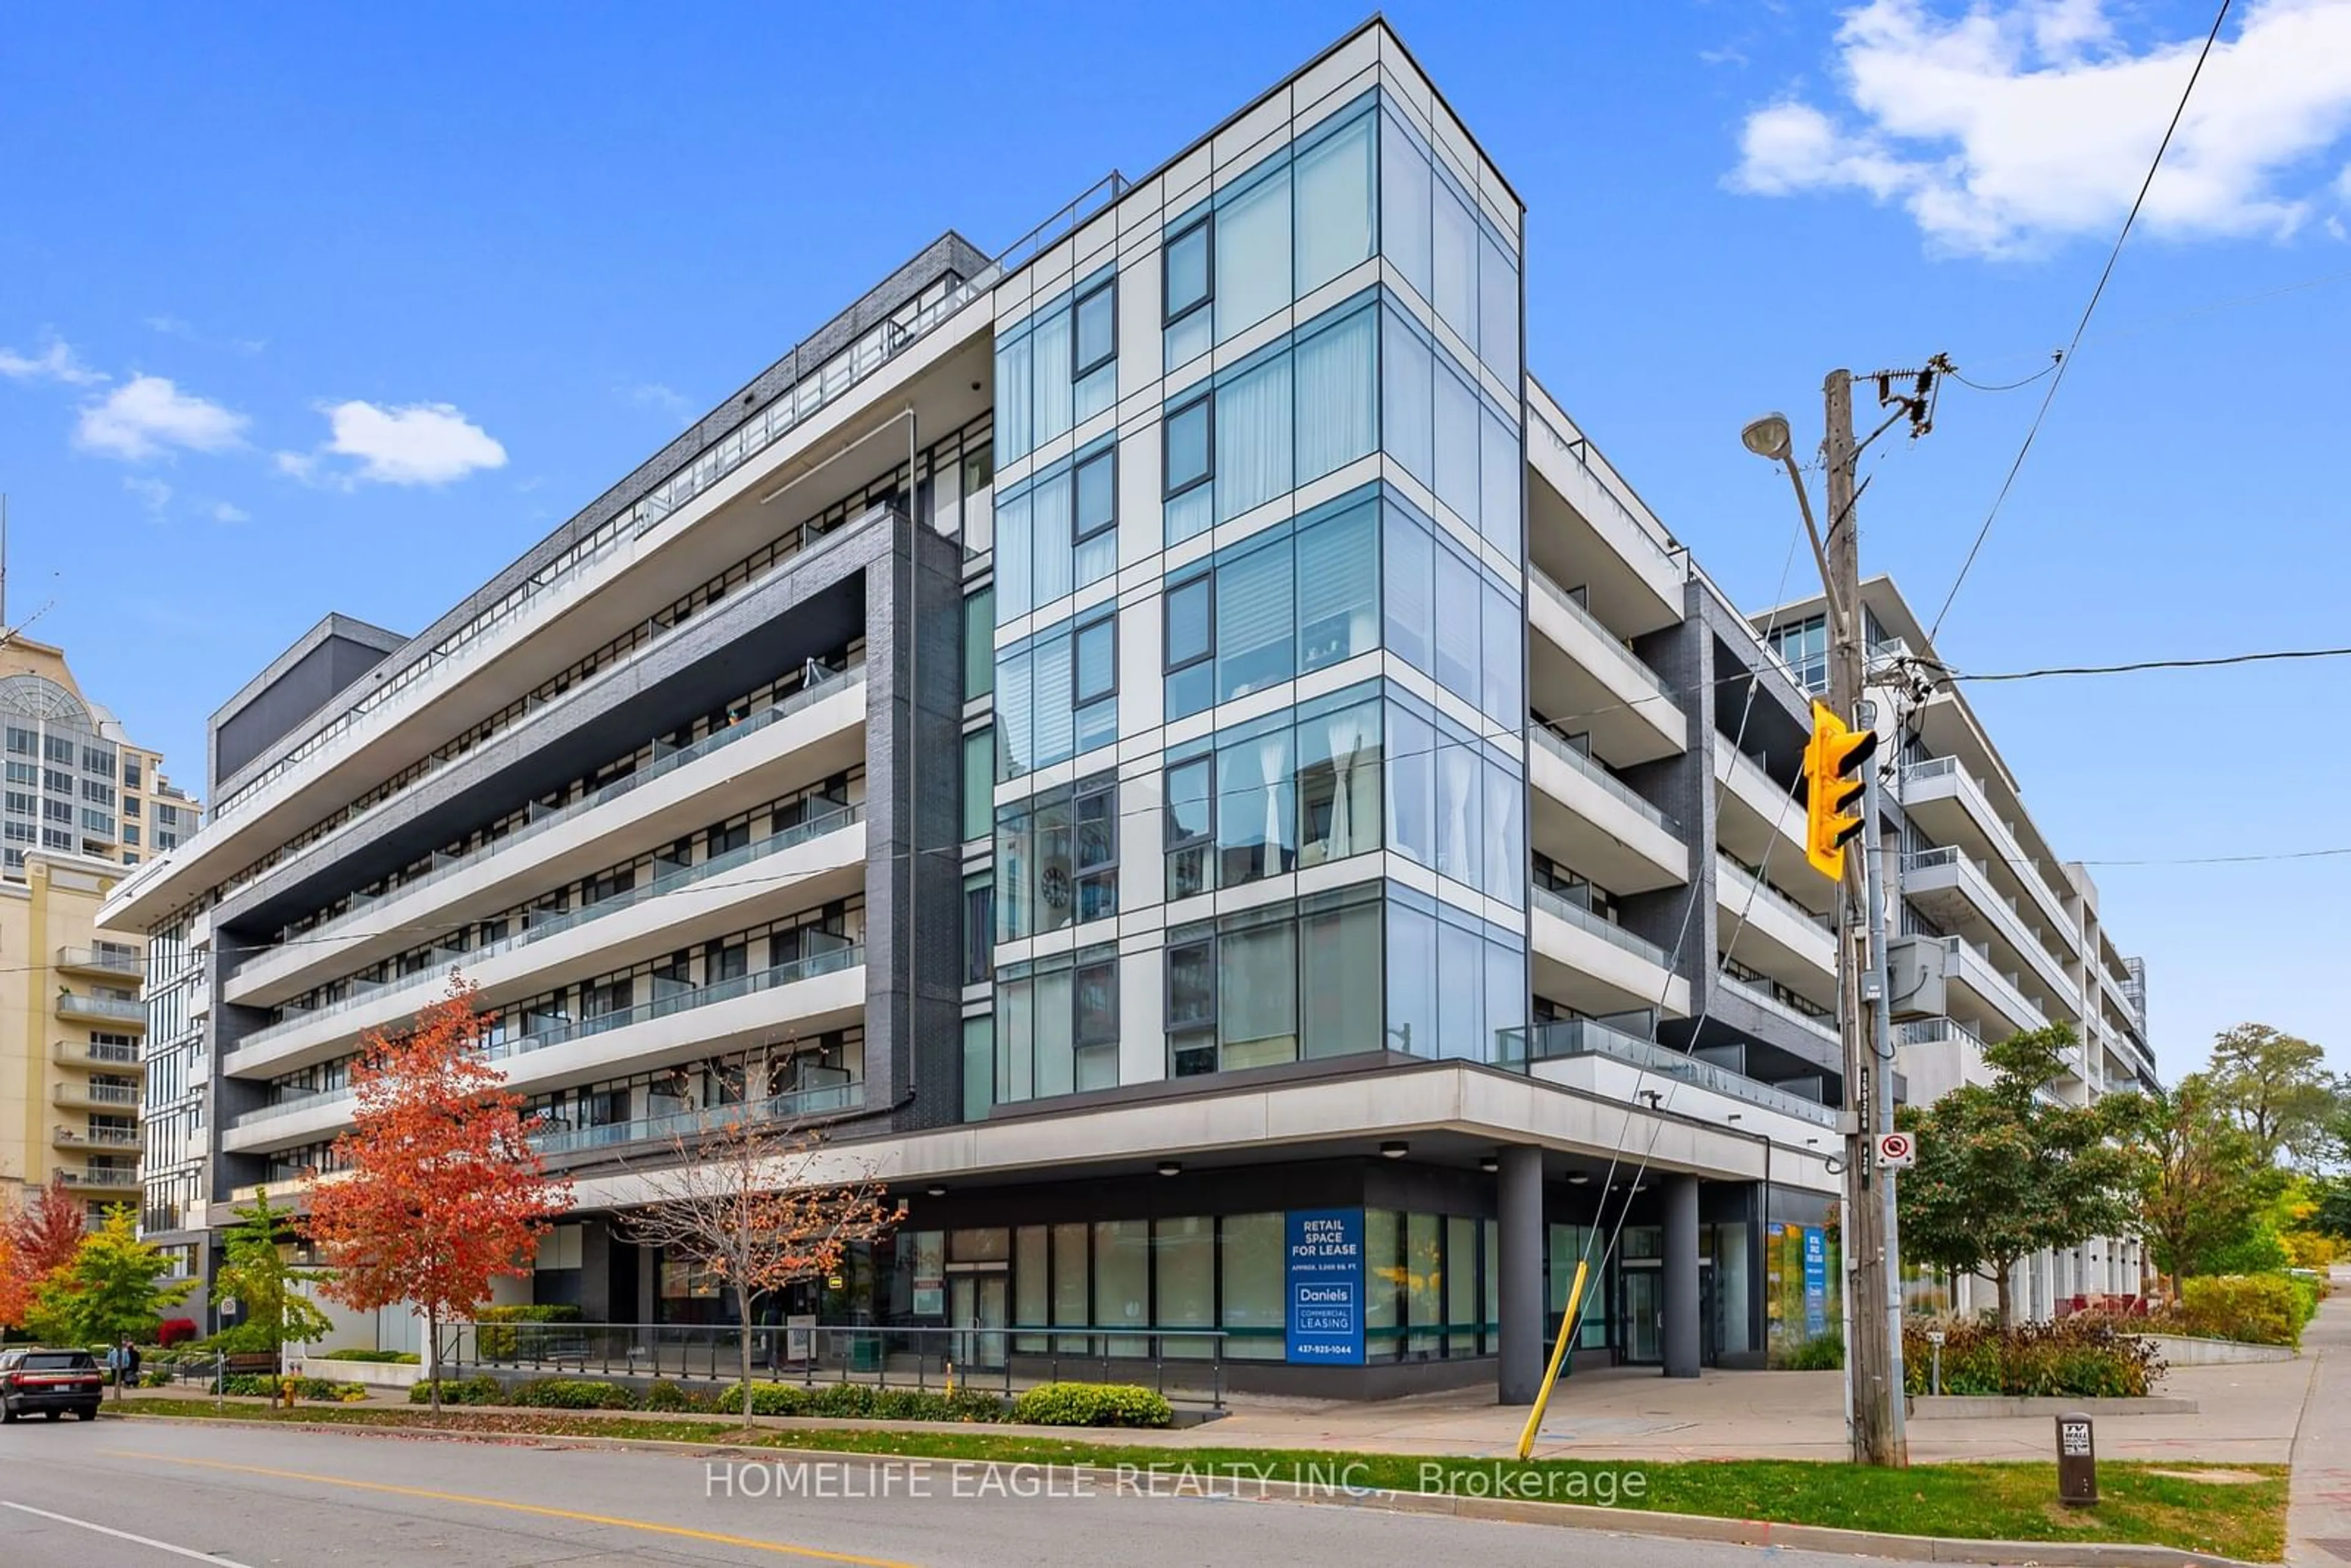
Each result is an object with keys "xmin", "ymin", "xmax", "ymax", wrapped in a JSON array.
[{"xmin": 1803, "ymin": 701, "xmax": 1877, "ymax": 880}]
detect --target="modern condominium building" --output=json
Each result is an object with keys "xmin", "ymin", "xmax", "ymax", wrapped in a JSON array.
[
  {"xmin": 102, "ymin": 20, "xmax": 2145, "ymax": 1395},
  {"xmin": 0, "ymin": 637, "xmax": 197, "ymax": 1218}
]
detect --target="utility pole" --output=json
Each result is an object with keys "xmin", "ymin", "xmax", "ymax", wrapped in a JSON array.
[{"xmin": 1822, "ymin": 369, "xmax": 1905, "ymax": 1468}]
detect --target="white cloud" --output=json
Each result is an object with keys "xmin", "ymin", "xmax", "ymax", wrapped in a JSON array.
[
  {"xmin": 123, "ymin": 476, "xmax": 172, "ymax": 517},
  {"xmin": 144, "ymin": 315, "xmax": 266, "ymax": 354},
  {"xmin": 626, "ymin": 380, "xmax": 694, "ymax": 426},
  {"xmin": 73, "ymin": 375, "xmax": 249, "ymax": 460},
  {"xmin": 209, "ymin": 500, "xmax": 251, "ymax": 523},
  {"xmin": 0, "ymin": 339, "xmax": 106, "ymax": 386},
  {"xmin": 279, "ymin": 399, "xmax": 508, "ymax": 487},
  {"xmin": 1731, "ymin": 0, "xmax": 2351, "ymax": 257}
]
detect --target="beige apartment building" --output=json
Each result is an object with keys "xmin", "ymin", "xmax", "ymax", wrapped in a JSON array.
[{"xmin": 0, "ymin": 637, "xmax": 197, "ymax": 1216}]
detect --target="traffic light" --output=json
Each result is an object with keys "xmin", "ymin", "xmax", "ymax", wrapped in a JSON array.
[{"xmin": 1803, "ymin": 700, "xmax": 1877, "ymax": 880}]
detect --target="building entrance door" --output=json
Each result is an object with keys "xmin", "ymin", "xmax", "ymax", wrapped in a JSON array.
[
  {"xmin": 1622, "ymin": 1266, "xmax": 1662, "ymax": 1363},
  {"xmin": 948, "ymin": 1272, "xmax": 1008, "ymax": 1370}
]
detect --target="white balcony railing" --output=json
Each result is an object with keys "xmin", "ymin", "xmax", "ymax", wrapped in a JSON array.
[{"xmin": 1531, "ymin": 727, "xmax": 1681, "ymax": 835}]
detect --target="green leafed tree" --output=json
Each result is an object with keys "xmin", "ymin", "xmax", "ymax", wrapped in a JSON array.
[
  {"xmin": 2207, "ymin": 1023, "xmax": 2339, "ymax": 1167},
  {"xmin": 2120, "ymin": 1073, "xmax": 2282, "ymax": 1294},
  {"xmin": 1895, "ymin": 1024, "xmax": 2142, "ymax": 1327},
  {"xmin": 27, "ymin": 1205, "xmax": 193, "ymax": 1351},
  {"xmin": 209, "ymin": 1187, "xmax": 334, "ymax": 1361}
]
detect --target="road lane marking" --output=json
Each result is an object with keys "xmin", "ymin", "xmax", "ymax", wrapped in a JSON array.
[
  {"xmin": 1, "ymin": 1499, "xmax": 261, "ymax": 1565},
  {"xmin": 100, "ymin": 1450, "xmax": 918, "ymax": 1567}
]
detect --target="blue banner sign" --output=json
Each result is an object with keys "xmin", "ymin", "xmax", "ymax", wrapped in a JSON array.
[
  {"xmin": 1285, "ymin": 1208, "xmax": 1365, "ymax": 1365},
  {"xmin": 1802, "ymin": 1225, "xmax": 1829, "ymax": 1337}
]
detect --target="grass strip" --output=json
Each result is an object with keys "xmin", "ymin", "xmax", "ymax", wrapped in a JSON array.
[{"xmin": 114, "ymin": 1399, "xmax": 2286, "ymax": 1561}]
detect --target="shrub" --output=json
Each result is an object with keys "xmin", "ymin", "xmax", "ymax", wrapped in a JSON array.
[
  {"xmin": 639, "ymin": 1381, "xmax": 721, "ymax": 1414},
  {"xmin": 1007, "ymin": 1382, "xmax": 1175, "ymax": 1429},
  {"xmin": 1903, "ymin": 1317, "xmax": 2163, "ymax": 1398},
  {"xmin": 209, "ymin": 1374, "xmax": 368, "ymax": 1401},
  {"xmin": 1779, "ymin": 1332, "xmax": 1844, "ymax": 1371},
  {"xmin": 714, "ymin": 1381, "xmax": 1003, "ymax": 1422},
  {"xmin": 157, "ymin": 1318, "xmax": 199, "ymax": 1348},
  {"xmin": 471, "ymin": 1305, "xmax": 582, "ymax": 1359},
  {"xmin": 408, "ymin": 1376, "xmax": 506, "ymax": 1406},
  {"xmin": 509, "ymin": 1378, "xmax": 636, "ymax": 1410},
  {"xmin": 2171, "ymin": 1274, "xmax": 2312, "ymax": 1348},
  {"xmin": 314, "ymin": 1348, "xmax": 421, "ymax": 1365}
]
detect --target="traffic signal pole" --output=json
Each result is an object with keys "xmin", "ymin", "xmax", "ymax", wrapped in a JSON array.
[{"xmin": 1823, "ymin": 369, "xmax": 1907, "ymax": 1468}]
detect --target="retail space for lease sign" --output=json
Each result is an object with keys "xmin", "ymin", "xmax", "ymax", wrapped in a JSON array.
[{"xmin": 1285, "ymin": 1208, "xmax": 1365, "ymax": 1365}]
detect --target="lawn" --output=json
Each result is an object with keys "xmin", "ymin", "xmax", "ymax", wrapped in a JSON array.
[{"xmin": 114, "ymin": 1400, "xmax": 2287, "ymax": 1561}]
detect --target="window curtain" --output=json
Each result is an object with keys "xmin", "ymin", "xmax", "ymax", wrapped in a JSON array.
[
  {"xmin": 1031, "ymin": 305, "xmax": 1074, "ymax": 446},
  {"xmin": 1483, "ymin": 760, "xmax": 1524, "ymax": 904},
  {"xmin": 1216, "ymin": 539, "xmax": 1294, "ymax": 701},
  {"xmin": 1294, "ymin": 116, "xmax": 1375, "ymax": 297},
  {"xmin": 995, "ymin": 335, "xmax": 1033, "ymax": 462},
  {"xmin": 1030, "ymin": 470, "xmax": 1074, "ymax": 608},
  {"xmin": 1216, "ymin": 167, "xmax": 1292, "ymax": 343},
  {"xmin": 1297, "ymin": 498, "xmax": 1378, "ymax": 671},
  {"xmin": 1259, "ymin": 735, "xmax": 1291, "ymax": 877},
  {"xmin": 994, "ymin": 490, "xmax": 1033, "ymax": 619},
  {"xmin": 1293, "ymin": 307, "xmax": 1376, "ymax": 486},
  {"xmin": 1032, "ymin": 632, "xmax": 1074, "ymax": 770},
  {"xmin": 1216, "ymin": 354, "xmax": 1292, "ymax": 522},
  {"xmin": 1438, "ymin": 743, "xmax": 1477, "ymax": 883},
  {"xmin": 1382, "ymin": 310, "xmax": 1434, "ymax": 492}
]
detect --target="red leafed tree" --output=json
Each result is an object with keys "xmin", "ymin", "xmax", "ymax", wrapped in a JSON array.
[
  {"xmin": 306, "ymin": 975, "xmax": 572, "ymax": 1411},
  {"xmin": 0, "ymin": 1228, "xmax": 34, "ymax": 1330},
  {"xmin": 12, "ymin": 1177, "xmax": 88, "ymax": 1280}
]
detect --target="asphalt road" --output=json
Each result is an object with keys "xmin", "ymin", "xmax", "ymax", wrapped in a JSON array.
[{"xmin": 1, "ymin": 1414, "xmax": 1939, "ymax": 1567}]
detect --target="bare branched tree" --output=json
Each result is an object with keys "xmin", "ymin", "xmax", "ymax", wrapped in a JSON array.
[{"xmin": 621, "ymin": 1115, "xmax": 896, "ymax": 1430}]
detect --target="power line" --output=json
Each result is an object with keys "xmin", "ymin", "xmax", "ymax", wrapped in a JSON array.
[
  {"xmin": 1922, "ymin": 644, "xmax": 2351, "ymax": 683},
  {"xmin": 1945, "ymin": 356, "xmax": 2061, "ymax": 394},
  {"xmin": 1927, "ymin": 0, "xmax": 2236, "ymax": 642}
]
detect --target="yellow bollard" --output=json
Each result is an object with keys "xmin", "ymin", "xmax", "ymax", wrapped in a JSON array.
[
  {"xmin": 944, "ymin": 1359, "xmax": 955, "ymax": 1397},
  {"xmin": 1514, "ymin": 1259, "xmax": 1589, "ymax": 1461}
]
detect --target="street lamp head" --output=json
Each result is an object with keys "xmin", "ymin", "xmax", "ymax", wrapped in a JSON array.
[{"xmin": 1741, "ymin": 412, "xmax": 1793, "ymax": 462}]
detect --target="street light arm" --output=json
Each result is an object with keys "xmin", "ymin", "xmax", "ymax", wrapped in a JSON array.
[{"xmin": 1775, "ymin": 453, "xmax": 1849, "ymax": 644}]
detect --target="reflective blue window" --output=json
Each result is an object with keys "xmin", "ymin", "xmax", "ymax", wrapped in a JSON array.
[
  {"xmin": 996, "ymin": 609, "xmax": 1119, "ymax": 782},
  {"xmin": 996, "ymin": 268, "xmax": 1118, "ymax": 465},
  {"xmin": 998, "ymin": 435, "xmax": 1117, "ymax": 620}
]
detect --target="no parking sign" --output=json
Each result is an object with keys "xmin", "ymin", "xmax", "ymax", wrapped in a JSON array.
[{"xmin": 1875, "ymin": 1131, "xmax": 1918, "ymax": 1169}]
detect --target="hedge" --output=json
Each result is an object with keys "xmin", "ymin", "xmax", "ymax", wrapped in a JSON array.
[
  {"xmin": 408, "ymin": 1376, "xmax": 506, "ymax": 1406},
  {"xmin": 315, "ymin": 1349, "xmax": 421, "ymax": 1365},
  {"xmin": 2171, "ymin": 1274, "xmax": 2314, "ymax": 1348},
  {"xmin": 715, "ymin": 1381, "xmax": 1006, "ymax": 1422},
  {"xmin": 471, "ymin": 1305, "xmax": 582, "ymax": 1359},
  {"xmin": 1007, "ymin": 1382, "xmax": 1174, "ymax": 1428},
  {"xmin": 1904, "ymin": 1318, "xmax": 2163, "ymax": 1398},
  {"xmin": 213, "ymin": 1374, "xmax": 370, "ymax": 1402},
  {"xmin": 508, "ymin": 1378, "xmax": 637, "ymax": 1410}
]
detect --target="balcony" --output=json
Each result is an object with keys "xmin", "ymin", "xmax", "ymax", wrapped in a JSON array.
[
  {"xmin": 54, "ymin": 1038, "xmax": 141, "ymax": 1067},
  {"xmin": 53, "ymin": 1124, "xmax": 141, "ymax": 1150},
  {"xmin": 56, "ymin": 1166, "xmax": 139, "ymax": 1192},
  {"xmin": 1903, "ymin": 848, "xmax": 2077, "ymax": 1020},
  {"xmin": 222, "ymin": 945, "xmax": 868, "ymax": 1154},
  {"xmin": 53, "ymin": 1081, "xmax": 140, "ymax": 1111},
  {"xmin": 224, "ymin": 667, "xmax": 868, "ymax": 1008},
  {"xmin": 1530, "ymin": 884, "xmax": 1690, "ymax": 1019},
  {"xmin": 1527, "ymin": 566, "xmax": 1684, "ymax": 767},
  {"xmin": 1498, "ymin": 1018, "xmax": 1837, "ymax": 1128},
  {"xmin": 1528, "ymin": 727, "xmax": 1686, "ymax": 894},
  {"xmin": 1719, "ymin": 969, "xmax": 1839, "ymax": 1048},
  {"xmin": 56, "ymin": 992, "xmax": 146, "ymax": 1028},
  {"xmin": 55, "ymin": 944, "xmax": 143, "ymax": 981},
  {"xmin": 1899, "ymin": 757, "xmax": 2076, "ymax": 948},
  {"xmin": 225, "ymin": 803, "xmax": 865, "ymax": 1075},
  {"xmin": 1714, "ymin": 853, "xmax": 1837, "ymax": 1000},
  {"xmin": 1938, "ymin": 934, "xmax": 2047, "ymax": 1040},
  {"xmin": 533, "ymin": 1072, "xmax": 862, "ymax": 1159}
]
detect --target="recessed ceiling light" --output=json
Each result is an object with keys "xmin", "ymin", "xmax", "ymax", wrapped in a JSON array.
[
  {"xmin": 1379, "ymin": 1141, "xmax": 1408, "ymax": 1160},
  {"xmin": 1157, "ymin": 1160, "xmax": 1182, "ymax": 1177}
]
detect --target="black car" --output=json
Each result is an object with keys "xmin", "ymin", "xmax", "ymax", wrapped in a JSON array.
[{"xmin": 0, "ymin": 1349, "xmax": 104, "ymax": 1422}]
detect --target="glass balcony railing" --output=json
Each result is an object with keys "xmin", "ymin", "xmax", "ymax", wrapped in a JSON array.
[
  {"xmin": 481, "ymin": 943, "xmax": 863, "ymax": 1067},
  {"xmin": 1531, "ymin": 884, "xmax": 1673, "ymax": 969},
  {"xmin": 238, "ymin": 803, "xmax": 863, "ymax": 1054},
  {"xmin": 1530, "ymin": 727, "xmax": 1681, "ymax": 836},
  {"xmin": 1526, "ymin": 566, "xmax": 1674, "ymax": 698},
  {"xmin": 234, "ymin": 1083, "xmax": 356, "ymax": 1129},
  {"xmin": 533, "ymin": 1072, "xmax": 862, "ymax": 1157},
  {"xmin": 1495, "ymin": 1018, "xmax": 1838, "ymax": 1127},
  {"xmin": 56, "ymin": 1038, "xmax": 141, "ymax": 1067},
  {"xmin": 56, "ymin": 945, "xmax": 144, "ymax": 978},
  {"xmin": 58, "ymin": 993, "xmax": 146, "ymax": 1024},
  {"xmin": 264, "ymin": 667, "xmax": 866, "ymax": 958},
  {"xmin": 1719, "ymin": 970, "xmax": 1837, "ymax": 1041},
  {"xmin": 1715, "ymin": 853, "xmax": 1834, "ymax": 934},
  {"xmin": 57, "ymin": 1166, "xmax": 140, "ymax": 1189}
]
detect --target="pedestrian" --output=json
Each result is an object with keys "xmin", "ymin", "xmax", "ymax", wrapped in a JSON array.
[{"xmin": 115, "ymin": 1337, "xmax": 140, "ymax": 1400}]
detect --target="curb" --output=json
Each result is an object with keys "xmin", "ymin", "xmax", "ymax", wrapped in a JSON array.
[{"xmin": 108, "ymin": 1412, "xmax": 2276, "ymax": 1568}]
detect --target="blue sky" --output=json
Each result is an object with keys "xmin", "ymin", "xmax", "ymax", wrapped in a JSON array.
[{"xmin": 2, "ymin": 2, "xmax": 2345, "ymax": 1082}]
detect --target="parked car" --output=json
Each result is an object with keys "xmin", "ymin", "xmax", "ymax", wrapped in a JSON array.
[{"xmin": 0, "ymin": 1348, "xmax": 104, "ymax": 1422}]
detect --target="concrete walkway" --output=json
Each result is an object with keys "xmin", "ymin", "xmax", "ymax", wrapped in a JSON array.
[{"xmin": 2288, "ymin": 1270, "xmax": 2351, "ymax": 1566}]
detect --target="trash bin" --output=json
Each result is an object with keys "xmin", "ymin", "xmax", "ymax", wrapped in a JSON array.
[{"xmin": 849, "ymin": 1334, "xmax": 883, "ymax": 1373}]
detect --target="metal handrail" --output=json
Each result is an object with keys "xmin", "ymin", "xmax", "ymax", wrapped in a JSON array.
[
  {"xmin": 1719, "ymin": 970, "xmax": 1839, "ymax": 1043},
  {"xmin": 58, "ymin": 993, "xmax": 146, "ymax": 1022},
  {"xmin": 1716, "ymin": 853, "xmax": 1835, "ymax": 932},
  {"xmin": 1531, "ymin": 727, "xmax": 1681, "ymax": 835},
  {"xmin": 56, "ymin": 945, "xmax": 143, "ymax": 976},
  {"xmin": 273, "ymin": 668, "xmax": 865, "ymax": 952},
  {"xmin": 481, "ymin": 944, "xmax": 864, "ymax": 1066},
  {"xmin": 532, "ymin": 1075, "xmax": 861, "ymax": 1155},
  {"xmin": 243, "ymin": 805, "xmax": 862, "ymax": 1050}
]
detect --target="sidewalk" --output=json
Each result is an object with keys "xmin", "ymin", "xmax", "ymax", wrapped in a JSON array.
[
  {"xmin": 146, "ymin": 1337, "xmax": 2312, "ymax": 1468},
  {"xmin": 2288, "ymin": 1270, "xmax": 2351, "ymax": 1566}
]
